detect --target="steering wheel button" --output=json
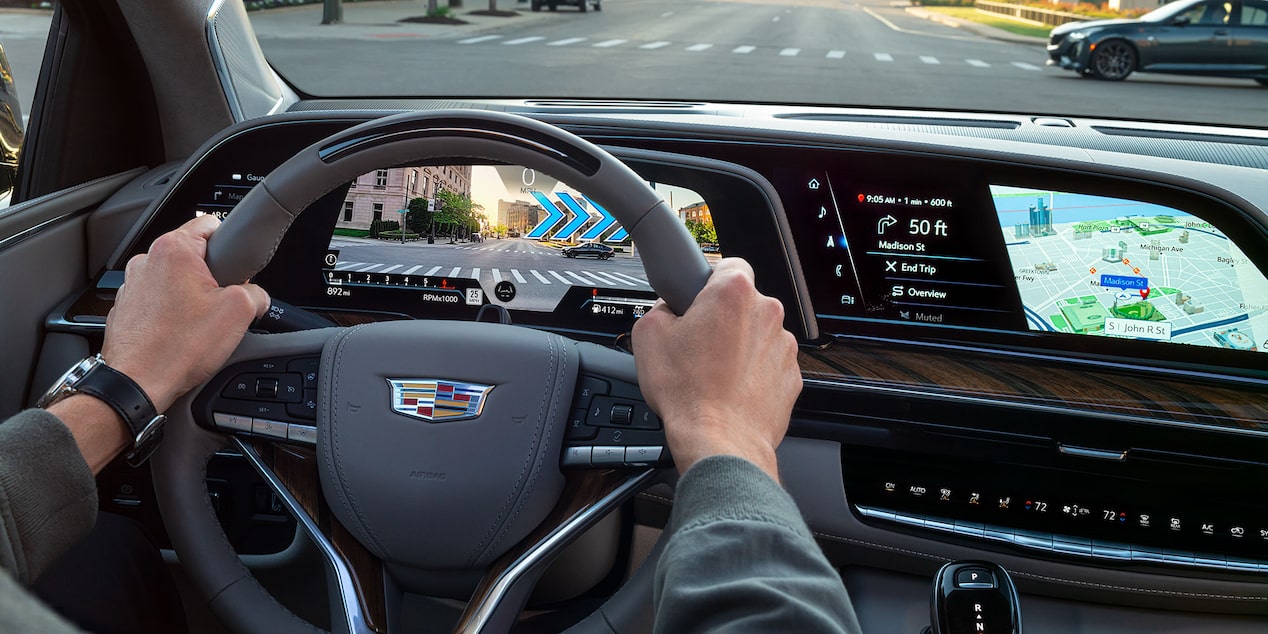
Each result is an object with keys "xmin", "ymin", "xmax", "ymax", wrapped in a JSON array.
[
  {"xmin": 252, "ymin": 418, "xmax": 289, "ymax": 439},
  {"xmin": 578, "ymin": 376, "xmax": 610, "ymax": 400},
  {"xmin": 222, "ymin": 375, "xmax": 256, "ymax": 399},
  {"xmin": 562, "ymin": 446, "xmax": 592, "ymax": 467},
  {"xmin": 631, "ymin": 404, "xmax": 662, "ymax": 430},
  {"xmin": 287, "ymin": 358, "xmax": 320, "ymax": 389},
  {"xmin": 610, "ymin": 404, "xmax": 634, "ymax": 425},
  {"xmin": 624, "ymin": 446, "xmax": 663, "ymax": 465},
  {"xmin": 592, "ymin": 446, "xmax": 625, "ymax": 466},
  {"xmin": 212, "ymin": 412, "xmax": 252, "ymax": 433},
  {"xmin": 255, "ymin": 377, "xmax": 279, "ymax": 399},
  {"xmin": 287, "ymin": 424, "xmax": 317, "ymax": 445},
  {"xmin": 565, "ymin": 409, "xmax": 597, "ymax": 440}
]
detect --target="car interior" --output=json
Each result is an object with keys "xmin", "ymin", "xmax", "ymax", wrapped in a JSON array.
[{"xmin": 1, "ymin": 0, "xmax": 1267, "ymax": 632}]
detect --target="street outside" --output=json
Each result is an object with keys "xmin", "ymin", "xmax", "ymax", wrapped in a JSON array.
[{"xmin": 1, "ymin": 0, "xmax": 1266, "ymax": 128}]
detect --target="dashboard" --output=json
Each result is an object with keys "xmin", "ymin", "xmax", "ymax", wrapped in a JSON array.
[{"xmin": 69, "ymin": 105, "xmax": 1268, "ymax": 619}]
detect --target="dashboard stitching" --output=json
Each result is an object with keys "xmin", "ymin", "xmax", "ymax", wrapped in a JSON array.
[
  {"xmin": 467, "ymin": 334, "xmax": 555, "ymax": 566},
  {"xmin": 327, "ymin": 324, "xmax": 388, "ymax": 557},
  {"xmin": 813, "ymin": 531, "xmax": 1268, "ymax": 601}
]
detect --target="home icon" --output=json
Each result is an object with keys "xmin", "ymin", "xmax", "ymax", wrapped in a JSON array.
[{"xmin": 808, "ymin": 178, "xmax": 821, "ymax": 190}]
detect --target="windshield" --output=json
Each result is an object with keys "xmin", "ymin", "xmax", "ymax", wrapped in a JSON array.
[
  {"xmin": 1140, "ymin": 0, "xmax": 1202, "ymax": 21},
  {"xmin": 248, "ymin": 0, "xmax": 1267, "ymax": 129}
]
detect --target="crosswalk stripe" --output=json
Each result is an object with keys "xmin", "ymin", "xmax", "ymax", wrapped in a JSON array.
[
  {"xmin": 511, "ymin": 269, "xmax": 528, "ymax": 284},
  {"xmin": 359, "ymin": 264, "xmax": 385, "ymax": 272},
  {"xmin": 593, "ymin": 39, "xmax": 627, "ymax": 47},
  {"xmin": 641, "ymin": 41, "xmax": 672, "ymax": 49},
  {"xmin": 531, "ymin": 270, "xmax": 551, "ymax": 284},
  {"xmin": 779, "ymin": 48, "xmax": 800, "ymax": 57},
  {"xmin": 379, "ymin": 264, "xmax": 402, "ymax": 273},
  {"xmin": 920, "ymin": 56, "xmax": 940, "ymax": 64},
  {"xmin": 565, "ymin": 271, "xmax": 591, "ymax": 284},
  {"xmin": 966, "ymin": 59, "xmax": 990, "ymax": 67},
  {"xmin": 492, "ymin": 269, "xmax": 503, "ymax": 283},
  {"xmin": 874, "ymin": 53, "xmax": 893, "ymax": 62},
  {"xmin": 1012, "ymin": 61, "xmax": 1041, "ymax": 71},
  {"xmin": 686, "ymin": 43, "xmax": 713, "ymax": 51},
  {"xmin": 826, "ymin": 50, "xmax": 845, "ymax": 59},
  {"xmin": 607, "ymin": 271, "xmax": 646, "ymax": 286},
  {"xmin": 334, "ymin": 261, "xmax": 362, "ymax": 270},
  {"xmin": 402, "ymin": 264, "xmax": 424, "ymax": 275},
  {"xmin": 548, "ymin": 37, "xmax": 586, "ymax": 46},
  {"xmin": 732, "ymin": 45, "xmax": 756, "ymax": 54},
  {"xmin": 576, "ymin": 271, "xmax": 610, "ymax": 285},
  {"xmin": 470, "ymin": 267, "xmax": 480, "ymax": 280},
  {"xmin": 591, "ymin": 271, "xmax": 635, "ymax": 286},
  {"xmin": 425, "ymin": 266, "xmax": 443, "ymax": 276},
  {"xmin": 448, "ymin": 267, "xmax": 461, "ymax": 278},
  {"xmin": 458, "ymin": 35, "xmax": 501, "ymax": 44},
  {"xmin": 504, "ymin": 36, "xmax": 546, "ymax": 45},
  {"xmin": 549, "ymin": 271, "xmax": 573, "ymax": 285}
]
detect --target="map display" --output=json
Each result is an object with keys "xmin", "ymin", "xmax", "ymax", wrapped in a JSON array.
[{"xmin": 993, "ymin": 186, "xmax": 1268, "ymax": 353}]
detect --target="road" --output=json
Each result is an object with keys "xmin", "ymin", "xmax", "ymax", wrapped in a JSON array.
[
  {"xmin": 2, "ymin": 0, "xmax": 1265, "ymax": 128},
  {"xmin": 256, "ymin": 0, "xmax": 1268, "ymax": 128},
  {"xmin": 328, "ymin": 236, "xmax": 656, "ymax": 311}
]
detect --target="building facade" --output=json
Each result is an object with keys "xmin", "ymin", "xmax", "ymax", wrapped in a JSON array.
[
  {"xmin": 497, "ymin": 199, "xmax": 543, "ymax": 235},
  {"xmin": 337, "ymin": 165, "xmax": 472, "ymax": 230},
  {"xmin": 679, "ymin": 201, "xmax": 712, "ymax": 224}
]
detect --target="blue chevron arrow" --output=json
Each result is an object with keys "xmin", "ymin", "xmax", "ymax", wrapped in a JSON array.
[
  {"xmin": 553, "ymin": 192, "xmax": 595, "ymax": 241},
  {"xmin": 578, "ymin": 197, "xmax": 618, "ymax": 242},
  {"xmin": 606, "ymin": 226, "xmax": 629, "ymax": 242},
  {"xmin": 525, "ymin": 191, "xmax": 568, "ymax": 239}
]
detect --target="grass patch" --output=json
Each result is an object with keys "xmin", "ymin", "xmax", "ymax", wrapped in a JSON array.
[
  {"xmin": 924, "ymin": 6, "xmax": 1053, "ymax": 38},
  {"xmin": 332, "ymin": 228, "xmax": 370, "ymax": 238}
]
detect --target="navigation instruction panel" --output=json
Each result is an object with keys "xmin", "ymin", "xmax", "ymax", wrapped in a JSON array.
[{"xmin": 993, "ymin": 186, "xmax": 1268, "ymax": 353}]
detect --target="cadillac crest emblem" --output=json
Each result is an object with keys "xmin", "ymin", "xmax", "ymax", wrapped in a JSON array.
[{"xmin": 387, "ymin": 379, "xmax": 493, "ymax": 422}]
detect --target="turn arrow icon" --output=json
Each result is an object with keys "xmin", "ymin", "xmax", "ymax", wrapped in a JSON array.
[
  {"xmin": 553, "ymin": 192, "xmax": 595, "ymax": 241},
  {"xmin": 526, "ymin": 191, "xmax": 568, "ymax": 239},
  {"xmin": 578, "ymin": 197, "xmax": 618, "ymax": 241}
]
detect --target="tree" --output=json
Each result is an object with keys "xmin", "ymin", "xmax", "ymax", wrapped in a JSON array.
[{"xmin": 684, "ymin": 219, "xmax": 717, "ymax": 245}]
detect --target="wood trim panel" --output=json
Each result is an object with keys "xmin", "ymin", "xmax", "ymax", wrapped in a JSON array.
[{"xmin": 801, "ymin": 341, "xmax": 1268, "ymax": 432}]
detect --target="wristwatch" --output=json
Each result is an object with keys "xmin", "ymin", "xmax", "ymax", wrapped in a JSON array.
[{"xmin": 38, "ymin": 354, "xmax": 167, "ymax": 467}]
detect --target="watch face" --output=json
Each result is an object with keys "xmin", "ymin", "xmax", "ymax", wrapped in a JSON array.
[{"xmin": 38, "ymin": 355, "xmax": 102, "ymax": 408}]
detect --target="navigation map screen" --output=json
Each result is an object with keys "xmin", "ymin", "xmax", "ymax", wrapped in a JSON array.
[{"xmin": 993, "ymin": 186, "xmax": 1268, "ymax": 353}]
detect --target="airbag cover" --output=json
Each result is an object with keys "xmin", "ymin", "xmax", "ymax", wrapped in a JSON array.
[{"xmin": 317, "ymin": 320, "xmax": 575, "ymax": 569}]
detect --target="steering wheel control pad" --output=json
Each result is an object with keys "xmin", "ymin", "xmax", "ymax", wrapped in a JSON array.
[
  {"xmin": 562, "ymin": 374, "xmax": 671, "ymax": 468},
  {"xmin": 193, "ymin": 356, "xmax": 320, "ymax": 442},
  {"xmin": 312, "ymin": 320, "xmax": 576, "ymax": 570}
]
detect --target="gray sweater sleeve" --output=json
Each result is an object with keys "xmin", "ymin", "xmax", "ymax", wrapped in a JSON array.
[
  {"xmin": 653, "ymin": 455, "xmax": 862, "ymax": 634},
  {"xmin": 0, "ymin": 409, "xmax": 99, "ymax": 583}
]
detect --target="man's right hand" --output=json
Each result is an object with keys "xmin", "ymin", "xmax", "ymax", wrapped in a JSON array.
[{"xmin": 631, "ymin": 258, "xmax": 801, "ymax": 481}]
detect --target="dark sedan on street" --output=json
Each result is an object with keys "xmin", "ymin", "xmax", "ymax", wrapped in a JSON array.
[
  {"xmin": 561, "ymin": 242, "xmax": 615, "ymax": 259},
  {"xmin": 1047, "ymin": 0, "xmax": 1268, "ymax": 83}
]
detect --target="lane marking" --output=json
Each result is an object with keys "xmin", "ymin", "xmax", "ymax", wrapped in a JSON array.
[
  {"xmin": 732, "ymin": 45, "xmax": 756, "ymax": 54},
  {"xmin": 641, "ymin": 41, "xmax": 672, "ymax": 49},
  {"xmin": 549, "ymin": 271, "xmax": 573, "ymax": 285},
  {"xmin": 402, "ymin": 264, "xmax": 424, "ymax": 275},
  {"xmin": 920, "ymin": 56, "xmax": 940, "ymax": 64},
  {"xmin": 874, "ymin": 52, "xmax": 894, "ymax": 61},
  {"xmin": 504, "ymin": 36, "xmax": 545, "ymax": 45},
  {"xmin": 334, "ymin": 261, "xmax": 362, "ymax": 270},
  {"xmin": 470, "ymin": 267, "xmax": 480, "ymax": 280},
  {"xmin": 425, "ymin": 266, "xmax": 443, "ymax": 276},
  {"xmin": 860, "ymin": 6, "xmax": 978, "ymax": 42},
  {"xmin": 448, "ymin": 266, "xmax": 461, "ymax": 278},
  {"xmin": 458, "ymin": 35, "xmax": 501, "ymax": 44},
  {"xmin": 511, "ymin": 269, "xmax": 528, "ymax": 284},
  {"xmin": 966, "ymin": 59, "xmax": 990, "ymax": 67},
  {"xmin": 531, "ymin": 270, "xmax": 551, "ymax": 284},
  {"xmin": 660, "ymin": 11, "xmax": 673, "ymax": 17},
  {"xmin": 591, "ymin": 271, "xmax": 635, "ymax": 286},
  {"xmin": 593, "ymin": 39, "xmax": 628, "ymax": 47},
  {"xmin": 379, "ymin": 264, "xmax": 402, "ymax": 273},
  {"xmin": 779, "ymin": 48, "xmax": 800, "ymax": 56},
  {"xmin": 827, "ymin": 50, "xmax": 846, "ymax": 59},
  {"xmin": 1012, "ymin": 61, "xmax": 1042, "ymax": 71},
  {"xmin": 359, "ymin": 264, "xmax": 385, "ymax": 272},
  {"xmin": 492, "ymin": 269, "xmax": 503, "ymax": 283},
  {"xmin": 686, "ymin": 43, "xmax": 713, "ymax": 51},
  {"xmin": 576, "ymin": 271, "xmax": 610, "ymax": 285},
  {"xmin": 607, "ymin": 271, "xmax": 647, "ymax": 286},
  {"xmin": 548, "ymin": 37, "xmax": 586, "ymax": 46},
  {"xmin": 565, "ymin": 271, "xmax": 591, "ymax": 284},
  {"xmin": 772, "ymin": 16, "xmax": 780, "ymax": 22}
]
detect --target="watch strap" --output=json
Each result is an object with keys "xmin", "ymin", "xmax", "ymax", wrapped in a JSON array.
[{"xmin": 75, "ymin": 363, "xmax": 166, "ymax": 466}]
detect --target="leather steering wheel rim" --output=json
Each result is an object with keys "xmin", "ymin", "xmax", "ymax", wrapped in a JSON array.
[{"xmin": 152, "ymin": 110, "xmax": 711, "ymax": 634}]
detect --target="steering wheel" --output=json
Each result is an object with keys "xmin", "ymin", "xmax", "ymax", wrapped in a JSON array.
[{"xmin": 151, "ymin": 110, "xmax": 711, "ymax": 633}]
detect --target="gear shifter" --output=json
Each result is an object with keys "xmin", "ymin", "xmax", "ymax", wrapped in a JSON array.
[{"xmin": 930, "ymin": 560, "xmax": 1021, "ymax": 634}]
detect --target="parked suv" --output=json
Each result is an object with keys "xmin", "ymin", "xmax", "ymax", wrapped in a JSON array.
[
  {"xmin": 561, "ymin": 242, "xmax": 615, "ymax": 259},
  {"xmin": 531, "ymin": 0, "xmax": 601, "ymax": 12}
]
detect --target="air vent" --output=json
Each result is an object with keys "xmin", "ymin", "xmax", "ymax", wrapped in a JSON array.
[{"xmin": 775, "ymin": 113, "xmax": 1020, "ymax": 130}]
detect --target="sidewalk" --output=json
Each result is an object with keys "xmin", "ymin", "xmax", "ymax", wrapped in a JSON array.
[
  {"xmin": 905, "ymin": 6, "xmax": 1048, "ymax": 46},
  {"xmin": 248, "ymin": 0, "xmax": 561, "ymax": 40}
]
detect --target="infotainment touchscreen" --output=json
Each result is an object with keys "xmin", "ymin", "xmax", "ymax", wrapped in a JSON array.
[{"xmin": 993, "ymin": 186, "xmax": 1268, "ymax": 353}]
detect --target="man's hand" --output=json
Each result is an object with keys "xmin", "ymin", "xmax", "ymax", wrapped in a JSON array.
[
  {"xmin": 632, "ymin": 258, "xmax": 800, "ymax": 481},
  {"xmin": 102, "ymin": 215, "xmax": 270, "ymax": 412}
]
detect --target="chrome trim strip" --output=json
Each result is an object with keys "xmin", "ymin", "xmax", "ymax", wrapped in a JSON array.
[
  {"xmin": 460, "ymin": 469, "xmax": 658, "ymax": 634},
  {"xmin": 803, "ymin": 378, "xmax": 1268, "ymax": 439},
  {"xmin": 855, "ymin": 504, "xmax": 1267, "ymax": 576},
  {"xmin": 233, "ymin": 437, "xmax": 373, "ymax": 634},
  {"xmin": 1059, "ymin": 444, "xmax": 1128, "ymax": 461},
  {"xmin": 205, "ymin": 0, "xmax": 245, "ymax": 123}
]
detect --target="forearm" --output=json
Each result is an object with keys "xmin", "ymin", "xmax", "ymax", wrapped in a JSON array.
[
  {"xmin": 45, "ymin": 395, "xmax": 131, "ymax": 475},
  {"xmin": 653, "ymin": 456, "xmax": 861, "ymax": 634}
]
